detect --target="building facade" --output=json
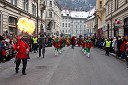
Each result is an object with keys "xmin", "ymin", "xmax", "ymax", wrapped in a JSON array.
[
  {"xmin": 61, "ymin": 10, "xmax": 71, "ymax": 36},
  {"xmin": 70, "ymin": 18, "xmax": 85, "ymax": 37},
  {"xmin": 85, "ymin": 16, "xmax": 96, "ymax": 37},
  {"xmin": 0, "ymin": 0, "xmax": 45, "ymax": 35},
  {"xmin": 44, "ymin": 0, "xmax": 61, "ymax": 35},
  {"xmin": 95, "ymin": 0, "xmax": 106, "ymax": 38},
  {"xmin": 105, "ymin": 0, "xmax": 128, "ymax": 37},
  {"xmin": 61, "ymin": 10, "xmax": 88, "ymax": 37}
]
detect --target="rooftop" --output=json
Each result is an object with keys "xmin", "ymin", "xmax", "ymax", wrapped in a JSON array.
[{"xmin": 61, "ymin": 7, "xmax": 96, "ymax": 19}]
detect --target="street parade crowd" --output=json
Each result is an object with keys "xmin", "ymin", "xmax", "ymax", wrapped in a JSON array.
[{"xmin": 0, "ymin": 32, "xmax": 128, "ymax": 75}]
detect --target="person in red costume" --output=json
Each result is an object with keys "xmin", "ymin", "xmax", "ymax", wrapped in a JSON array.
[
  {"xmin": 13, "ymin": 35, "xmax": 30, "ymax": 75},
  {"xmin": 71, "ymin": 36, "xmax": 76, "ymax": 49}
]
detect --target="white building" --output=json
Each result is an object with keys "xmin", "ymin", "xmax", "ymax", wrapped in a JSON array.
[
  {"xmin": 61, "ymin": 10, "xmax": 71, "ymax": 36},
  {"xmin": 0, "ymin": 0, "xmax": 45, "ymax": 35},
  {"xmin": 61, "ymin": 8, "xmax": 96, "ymax": 37},
  {"xmin": 61, "ymin": 10, "xmax": 88, "ymax": 37},
  {"xmin": 44, "ymin": 0, "xmax": 61, "ymax": 35},
  {"xmin": 70, "ymin": 17, "xmax": 86, "ymax": 37}
]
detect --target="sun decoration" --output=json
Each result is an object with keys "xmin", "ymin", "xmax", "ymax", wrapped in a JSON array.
[{"xmin": 17, "ymin": 17, "xmax": 35, "ymax": 35}]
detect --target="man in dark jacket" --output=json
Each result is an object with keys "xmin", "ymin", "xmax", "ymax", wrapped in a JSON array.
[{"xmin": 38, "ymin": 35, "xmax": 45, "ymax": 58}]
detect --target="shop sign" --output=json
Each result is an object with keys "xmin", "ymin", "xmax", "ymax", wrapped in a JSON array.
[{"xmin": 114, "ymin": 19, "xmax": 121, "ymax": 27}]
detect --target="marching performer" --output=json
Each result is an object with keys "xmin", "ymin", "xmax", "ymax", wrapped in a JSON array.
[
  {"xmin": 81, "ymin": 38, "xmax": 84, "ymax": 52},
  {"xmin": 52, "ymin": 36, "xmax": 60, "ymax": 56},
  {"xmin": 59, "ymin": 37, "xmax": 63, "ymax": 54},
  {"xmin": 85, "ymin": 37, "xmax": 93, "ymax": 58},
  {"xmin": 60, "ymin": 37, "xmax": 66, "ymax": 53},
  {"xmin": 82, "ymin": 37, "xmax": 87, "ymax": 54},
  {"xmin": 65, "ymin": 37, "xmax": 70, "ymax": 47},
  {"xmin": 71, "ymin": 36, "xmax": 76, "ymax": 49}
]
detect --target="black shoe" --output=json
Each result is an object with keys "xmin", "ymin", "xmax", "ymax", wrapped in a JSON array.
[
  {"xmin": 15, "ymin": 68, "xmax": 19, "ymax": 73},
  {"xmin": 22, "ymin": 72, "xmax": 27, "ymax": 75},
  {"xmin": 16, "ymin": 70, "xmax": 18, "ymax": 73}
]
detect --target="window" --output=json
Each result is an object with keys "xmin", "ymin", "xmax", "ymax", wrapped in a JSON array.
[
  {"xmin": 114, "ymin": 0, "xmax": 118, "ymax": 10},
  {"xmin": 49, "ymin": 1, "xmax": 52, "ymax": 7},
  {"xmin": 108, "ymin": 4, "xmax": 109, "ymax": 14},
  {"xmin": 99, "ymin": 1, "xmax": 102, "ymax": 8},
  {"xmin": 76, "ymin": 30, "xmax": 77, "ymax": 33},
  {"xmin": 66, "ymin": 18, "xmax": 67, "ymax": 22},
  {"xmin": 49, "ymin": 11, "xmax": 52, "ymax": 18},
  {"xmin": 23, "ymin": 0, "xmax": 29, "ymax": 12},
  {"xmin": 125, "ymin": 0, "xmax": 127, "ymax": 3},
  {"xmin": 68, "ymin": 23, "xmax": 70, "ymax": 27},
  {"xmin": 11, "ymin": 0, "xmax": 17, "ymax": 6},
  {"xmin": 66, "ymin": 30, "xmax": 67, "ymax": 33},
  {"xmin": 80, "ymin": 25, "xmax": 81, "ymax": 28},
  {"xmin": 63, "ymin": 23, "xmax": 64, "ymax": 27},
  {"xmin": 66, "ymin": 23, "xmax": 67, "ymax": 27},
  {"xmin": 32, "ymin": 4, "xmax": 36, "ymax": 16},
  {"xmin": 8, "ymin": 16, "xmax": 17, "ymax": 25},
  {"xmin": 8, "ymin": 16, "xmax": 17, "ymax": 35},
  {"xmin": 62, "ymin": 30, "xmax": 64, "ymax": 32}
]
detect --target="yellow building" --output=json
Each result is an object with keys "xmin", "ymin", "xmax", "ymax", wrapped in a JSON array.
[{"xmin": 95, "ymin": 0, "xmax": 106, "ymax": 38}]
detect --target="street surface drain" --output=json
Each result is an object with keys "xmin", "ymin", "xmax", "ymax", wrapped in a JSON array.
[{"xmin": 36, "ymin": 66, "xmax": 47, "ymax": 69}]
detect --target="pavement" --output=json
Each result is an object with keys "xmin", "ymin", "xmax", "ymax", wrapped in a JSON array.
[{"xmin": 0, "ymin": 47, "xmax": 128, "ymax": 85}]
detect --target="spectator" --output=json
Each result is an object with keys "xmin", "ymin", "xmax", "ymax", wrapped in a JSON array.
[
  {"xmin": 104, "ymin": 38, "xmax": 112, "ymax": 56},
  {"xmin": 112, "ymin": 37, "xmax": 117, "ymax": 53},
  {"xmin": 120, "ymin": 37, "xmax": 127, "ymax": 60},
  {"xmin": 0, "ymin": 38, "xmax": 2, "ymax": 63},
  {"xmin": 125, "ymin": 36, "xmax": 128, "ymax": 68},
  {"xmin": 117, "ymin": 36, "xmax": 122, "ymax": 58}
]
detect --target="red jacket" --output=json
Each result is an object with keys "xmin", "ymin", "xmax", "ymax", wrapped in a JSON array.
[
  {"xmin": 2, "ymin": 49, "xmax": 6, "ymax": 56},
  {"xmin": 53, "ymin": 41, "xmax": 60, "ymax": 48},
  {"xmin": 13, "ymin": 40, "xmax": 30, "ymax": 59},
  {"xmin": 120, "ymin": 41, "xmax": 127, "ymax": 52}
]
